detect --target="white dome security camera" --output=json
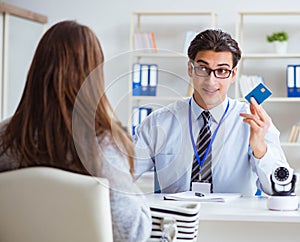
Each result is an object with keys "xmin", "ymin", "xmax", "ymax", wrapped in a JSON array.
[{"xmin": 267, "ymin": 166, "xmax": 298, "ymax": 211}]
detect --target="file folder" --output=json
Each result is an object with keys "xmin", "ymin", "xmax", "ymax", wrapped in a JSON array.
[
  {"xmin": 287, "ymin": 65, "xmax": 295, "ymax": 97},
  {"xmin": 132, "ymin": 63, "xmax": 141, "ymax": 96},
  {"xmin": 132, "ymin": 107, "xmax": 140, "ymax": 135},
  {"xmin": 140, "ymin": 64, "xmax": 150, "ymax": 95},
  {"xmin": 295, "ymin": 65, "xmax": 300, "ymax": 95},
  {"xmin": 148, "ymin": 64, "xmax": 158, "ymax": 96}
]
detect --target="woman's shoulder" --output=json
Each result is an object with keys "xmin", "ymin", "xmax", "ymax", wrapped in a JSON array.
[
  {"xmin": 97, "ymin": 133, "xmax": 124, "ymax": 156},
  {"xmin": 96, "ymin": 133, "xmax": 130, "ymax": 170}
]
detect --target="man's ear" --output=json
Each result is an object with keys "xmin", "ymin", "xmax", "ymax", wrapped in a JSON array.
[
  {"xmin": 230, "ymin": 66, "xmax": 238, "ymax": 83},
  {"xmin": 188, "ymin": 61, "xmax": 193, "ymax": 77}
]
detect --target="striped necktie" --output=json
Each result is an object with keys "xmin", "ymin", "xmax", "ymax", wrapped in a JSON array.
[{"xmin": 190, "ymin": 111, "xmax": 212, "ymax": 187}]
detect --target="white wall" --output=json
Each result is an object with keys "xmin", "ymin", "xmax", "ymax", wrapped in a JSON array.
[{"xmin": 4, "ymin": 0, "xmax": 300, "ymax": 124}]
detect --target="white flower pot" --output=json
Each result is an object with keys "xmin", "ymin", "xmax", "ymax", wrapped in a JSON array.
[{"xmin": 273, "ymin": 41, "xmax": 288, "ymax": 54}]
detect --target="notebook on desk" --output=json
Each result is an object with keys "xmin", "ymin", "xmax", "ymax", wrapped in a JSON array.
[
  {"xmin": 148, "ymin": 200, "xmax": 201, "ymax": 242},
  {"xmin": 163, "ymin": 191, "xmax": 241, "ymax": 202}
]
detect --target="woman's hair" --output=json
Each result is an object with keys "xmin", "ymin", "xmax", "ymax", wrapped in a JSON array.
[
  {"xmin": 0, "ymin": 20, "xmax": 134, "ymax": 175},
  {"xmin": 188, "ymin": 29, "xmax": 242, "ymax": 68}
]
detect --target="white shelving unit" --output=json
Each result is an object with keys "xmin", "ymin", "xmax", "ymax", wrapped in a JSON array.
[
  {"xmin": 128, "ymin": 11, "xmax": 218, "ymax": 131},
  {"xmin": 235, "ymin": 11, "xmax": 300, "ymax": 167},
  {"xmin": 0, "ymin": 3, "xmax": 47, "ymax": 120}
]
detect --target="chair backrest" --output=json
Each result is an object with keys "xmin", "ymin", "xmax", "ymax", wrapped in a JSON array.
[{"xmin": 0, "ymin": 167, "xmax": 113, "ymax": 242}]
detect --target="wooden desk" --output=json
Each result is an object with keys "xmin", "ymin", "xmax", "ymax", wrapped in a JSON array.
[{"xmin": 147, "ymin": 195, "xmax": 300, "ymax": 242}]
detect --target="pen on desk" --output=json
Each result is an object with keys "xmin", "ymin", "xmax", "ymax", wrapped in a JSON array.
[
  {"xmin": 195, "ymin": 192, "xmax": 205, "ymax": 197},
  {"xmin": 163, "ymin": 196, "xmax": 176, "ymax": 201}
]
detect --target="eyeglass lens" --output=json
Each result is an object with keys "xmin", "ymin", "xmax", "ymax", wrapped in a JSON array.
[{"xmin": 191, "ymin": 62, "xmax": 232, "ymax": 79}]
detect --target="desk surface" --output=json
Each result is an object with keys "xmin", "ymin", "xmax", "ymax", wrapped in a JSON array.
[{"xmin": 147, "ymin": 194, "xmax": 300, "ymax": 223}]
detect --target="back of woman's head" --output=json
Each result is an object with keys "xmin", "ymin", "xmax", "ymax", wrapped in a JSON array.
[
  {"xmin": 29, "ymin": 20, "xmax": 104, "ymax": 119},
  {"xmin": 1, "ymin": 20, "xmax": 134, "ymax": 174}
]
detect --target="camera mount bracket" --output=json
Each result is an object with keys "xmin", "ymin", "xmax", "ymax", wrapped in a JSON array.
[{"xmin": 271, "ymin": 174, "xmax": 297, "ymax": 196}]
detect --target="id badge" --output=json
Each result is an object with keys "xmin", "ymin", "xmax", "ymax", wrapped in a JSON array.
[{"xmin": 192, "ymin": 182, "xmax": 211, "ymax": 194}]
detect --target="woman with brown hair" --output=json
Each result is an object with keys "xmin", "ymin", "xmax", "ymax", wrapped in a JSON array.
[{"xmin": 0, "ymin": 20, "xmax": 151, "ymax": 241}]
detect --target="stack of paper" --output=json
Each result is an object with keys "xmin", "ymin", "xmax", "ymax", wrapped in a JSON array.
[
  {"xmin": 133, "ymin": 32, "xmax": 157, "ymax": 52},
  {"xmin": 288, "ymin": 124, "xmax": 300, "ymax": 142}
]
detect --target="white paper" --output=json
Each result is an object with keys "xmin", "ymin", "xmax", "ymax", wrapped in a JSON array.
[{"xmin": 163, "ymin": 191, "xmax": 241, "ymax": 202}]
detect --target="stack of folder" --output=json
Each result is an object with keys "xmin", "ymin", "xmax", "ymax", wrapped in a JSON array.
[
  {"xmin": 286, "ymin": 64, "xmax": 300, "ymax": 97},
  {"xmin": 133, "ymin": 32, "xmax": 157, "ymax": 52},
  {"xmin": 288, "ymin": 124, "xmax": 300, "ymax": 142},
  {"xmin": 132, "ymin": 63, "xmax": 158, "ymax": 96}
]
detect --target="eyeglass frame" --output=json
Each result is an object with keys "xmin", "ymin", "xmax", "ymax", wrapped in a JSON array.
[{"xmin": 190, "ymin": 60, "xmax": 234, "ymax": 79}]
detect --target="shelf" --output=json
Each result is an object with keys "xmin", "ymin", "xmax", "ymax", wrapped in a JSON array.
[
  {"xmin": 239, "ymin": 11, "xmax": 300, "ymax": 16},
  {"xmin": 242, "ymin": 53, "xmax": 300, "ymax": 59},
  {"xmin": 267, "ymin": 97, "xmax": 300, "ymax": 102},
  {"xmin": 132, "ymin": 51, "xmax": 188, "ymax": 59},
  {"xmin": 134, "ymin": 96, "xmax": 300, "ymax": 103},
  {"xmin": 133, "ymin": 52, "xmax": 300, "ymax": 59},
  {"xmin": 0, "ymin": 2, "xmax": 48, "ymax": 23},
  {"xmin": 132, "ymin": 96, "xmax": 187, "ymax": 101},
  {"xmin": 238, "ymin": 97, "xmax": 300, "ymax": 103},
  {"xmin": 281, "ymin": 142, "xmax": 300, "ymax": 147},
  {"xmin": 132, "ymin": 12, "xmax": 217, "ymax": 17}
]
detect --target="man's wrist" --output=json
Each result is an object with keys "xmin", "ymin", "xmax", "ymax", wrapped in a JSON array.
[{"xmin": 253, "ymin": 144, "xmax": 267, "ymax": 159}]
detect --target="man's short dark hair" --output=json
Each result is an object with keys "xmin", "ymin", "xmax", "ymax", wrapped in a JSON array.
[{"xmin": 188, "ymin": 29, "xmax": 242, "ymax": 68}]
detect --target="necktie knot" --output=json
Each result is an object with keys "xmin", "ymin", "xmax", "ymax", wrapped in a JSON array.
[{"xmin": 201, "ymin": 111, "xmax": 211, "ymax": 125}]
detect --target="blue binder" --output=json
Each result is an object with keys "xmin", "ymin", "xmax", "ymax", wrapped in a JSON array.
[
  {"xmin": 148, "ymin": 64, "xmax": 158, "ymax": 96},
  {"xmin": 286, "ymin": 64, "xmax": 300, "ymax": 97},
  {"xmin": 140, "ymin": 64, "xmax": 150, "ymax": 96},
  {"xmin": 132, "ymin": 63, "xmax": 142, "ymax": 96},
  {"xmin": 295, "ymin": 65, "xmax": 300, "ymax": 97}
]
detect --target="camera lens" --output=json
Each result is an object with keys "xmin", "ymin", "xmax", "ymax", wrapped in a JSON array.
[{"xmin": 274, "ymin": 167, "xmax": 289, "ymax": 181}]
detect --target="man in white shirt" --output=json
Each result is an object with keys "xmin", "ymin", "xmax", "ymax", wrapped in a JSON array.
[{"xmin": 133, "ymin": 29, "xmax": 289, "ymax": 195}]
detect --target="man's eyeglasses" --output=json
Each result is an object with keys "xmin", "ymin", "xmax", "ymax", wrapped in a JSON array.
[{"xmin": 190, "ymin": 61, "xmax": 234, "ymax": 79}]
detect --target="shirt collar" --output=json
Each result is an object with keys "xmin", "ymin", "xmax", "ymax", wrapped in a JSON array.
[{"xmin": 191, "ymin": 96, "xmax": 229, "ymax": 124}]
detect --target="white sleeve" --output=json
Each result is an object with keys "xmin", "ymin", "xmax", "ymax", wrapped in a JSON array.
[
  {"xmin": 250, "ymin": 123, "xmax": 290, "ymax": 195},
  {"xmin": 132, "ymin": 116, "xmax": 156, "ymax": 180}
]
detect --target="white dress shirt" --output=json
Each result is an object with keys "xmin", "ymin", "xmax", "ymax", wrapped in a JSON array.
[{"xmin": 133, "ymin": 96, "xmax": 289, "ymax": 195}]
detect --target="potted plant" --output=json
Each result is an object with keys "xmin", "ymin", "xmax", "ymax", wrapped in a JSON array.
[{"xmin": 266, "ymin": 31, "xmax": 288, "ymax": 54}]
